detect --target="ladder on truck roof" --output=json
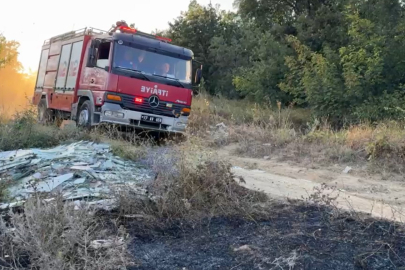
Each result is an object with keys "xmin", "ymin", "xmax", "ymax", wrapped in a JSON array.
[{"xmin": 43, "ymin": 27, "xmax": 108, "ymax": 45}]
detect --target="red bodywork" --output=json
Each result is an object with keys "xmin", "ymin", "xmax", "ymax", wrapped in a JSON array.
[
  {"xmin": 32, "ymin": 30, "xmax": 192, "ymax": 117},
  {"xmin": 79, "ymin": 65, "xmax": 192, "ymax": 106}
]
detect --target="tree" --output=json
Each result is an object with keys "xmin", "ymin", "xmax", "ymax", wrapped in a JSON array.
[
  {"xmin": 279, "ymin": 3, "xmax": 405, "ymax": 123},
  {"xmin": 0, "ymin": 34, "xmax": 18, "ymax": 69},
  {"xmin": 160, "ymin": 0, "xmax": 405, "ymax": 123},
  {"xmin": 208, "ymin": 12, "xmax": 246, "ymax": 97},
  {"xmin": 339, "ymin": 4, "xmax": 385, "ymax": 100},
  {"xmin": 0, "ymin": 35, "xmax": 37, "ymax": 117},
  {"xmin": 279, "ymin": 36, "xmax": 347, "ymax": 122},
  {"xmin": 165, "ymin": 1, "xmax": 223, "ymax": 93},
  {"xmin": 232, "ymin": 26, "xmax": 292, "ymax": 104}
]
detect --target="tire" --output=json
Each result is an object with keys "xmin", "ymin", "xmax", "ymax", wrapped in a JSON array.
[
  {"xmin": 37, "ymin": 99, "xmax": 52, "ymax": 124},
  {"xmin": 76, "ymin": 100, "xmax": 92, "ymax": 129}
]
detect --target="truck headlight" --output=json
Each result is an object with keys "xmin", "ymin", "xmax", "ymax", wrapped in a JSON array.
[
  {"xmin": 176, "ymin": 122, "xmax": 186, "ymax": 127},
  {"xmin": 104, "ymin": 111, "xmax": 124, "ymax": 118},
  {"xmin": 115, "ymin": 112, "xmax": 124, "ymax": 118}
]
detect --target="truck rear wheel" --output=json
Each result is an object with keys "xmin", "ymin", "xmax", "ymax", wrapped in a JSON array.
[
  {"xmin": 37, "ymin": 99, "xmax": 52, "ymax": 124},
  {"xmin": 76, "ymin": 100, "xmax": 92, "ymax": 128}
]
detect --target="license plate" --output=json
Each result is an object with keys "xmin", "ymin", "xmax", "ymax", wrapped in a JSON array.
[{"xmin": 141, "ymin": 115, "xmax": 162, "ymax": 123}]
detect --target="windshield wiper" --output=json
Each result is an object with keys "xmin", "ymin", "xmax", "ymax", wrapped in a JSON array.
[
  {"xmin": 152, "ymin": 74, "xmax": 186, "ymax": 88},
  {"xmin": 114, "ymin": 66, "xmax": 150, "ymax": 81}
]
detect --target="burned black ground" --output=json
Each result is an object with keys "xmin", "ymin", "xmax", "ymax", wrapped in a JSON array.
[{"xmin": 127, "ymin": 203, "xmax": 405, "ymax": 270}]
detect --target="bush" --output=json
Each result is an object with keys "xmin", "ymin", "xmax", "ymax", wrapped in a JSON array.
[{"xmin": 353, "ymin": 90, "xmax": 405, "ymax": 122}]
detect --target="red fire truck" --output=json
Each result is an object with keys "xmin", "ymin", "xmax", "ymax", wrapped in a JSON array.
[{"xmin": 32, "ymin": 21, "xmax": 202, "ymax": 134}]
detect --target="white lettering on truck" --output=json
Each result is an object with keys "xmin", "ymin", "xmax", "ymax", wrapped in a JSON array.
[{"xmin": 141, "ymin": 85, "xmax": 169, "ymax": 97}]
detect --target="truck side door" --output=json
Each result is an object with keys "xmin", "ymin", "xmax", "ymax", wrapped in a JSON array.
[{"xmin": 80, "ymin": 39, "xmax": 111, "ymax": 91}]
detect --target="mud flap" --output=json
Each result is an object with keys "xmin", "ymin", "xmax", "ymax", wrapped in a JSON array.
[
  {"xmin": 93, "ymin": 112, "xmax": 101, "ymax": 124},
  {"xmin": 71, "ymin": 102, "xmax": 78, "ymax": 121}
]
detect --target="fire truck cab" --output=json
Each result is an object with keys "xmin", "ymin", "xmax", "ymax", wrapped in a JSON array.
[{"xmin": 32, "ymin": 21, "xmax": 202, "ymax": 134}]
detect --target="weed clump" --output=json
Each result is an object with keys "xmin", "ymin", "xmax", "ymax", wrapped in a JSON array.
[{"xmin": 115, "ymin": 143, "xmax": 268, "ymax": 227}]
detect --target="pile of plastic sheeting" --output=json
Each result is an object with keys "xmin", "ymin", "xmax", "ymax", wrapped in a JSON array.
[{"xmin": 0, "ymin": 141, "xmax": 153, "ymax": 210}]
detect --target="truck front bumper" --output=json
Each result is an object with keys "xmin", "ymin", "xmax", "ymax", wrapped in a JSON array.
[{"xmin": 99, "ymin": 102, "xmax": 188, "ymax": 133}]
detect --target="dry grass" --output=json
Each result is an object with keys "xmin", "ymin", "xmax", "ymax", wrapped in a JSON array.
[
  {"xmin": 113, "ymin": 139, "xmax": 268, "ymax": 228},
  {"xmin": 231, "ymin": 122, "xmax": 405, "ymax": 172},
  {"xmin": 189, "ymin": 92, "xmax": 310, "ymax": 143},
  {"xmin": 0, "ymin": 195, "xmax": 131, "ymax": 269},
  {"xmin": 109, "ymin": 141, "xmax": 149, "ymax": 162},
  {"xmin": 190, "ymin": 94, "xmax": 405, "ymax": 175}
]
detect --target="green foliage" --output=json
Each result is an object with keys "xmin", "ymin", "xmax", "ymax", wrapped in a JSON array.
[
  {"xmin": 0, "ymin": 35, "xmax": 5, "ymax": 68},
  {"xmin": 353, "ymin": 90, "xmax": 405, "ymax": 122},
  {"xmin": 162, "ymin": 0, "xmax": 405, "ymax": 124},
  {"xmin": 339, "ymin": 5, "xmax": 385, "ymax": 97},
  {"xmin": 166, "ymin": 1, "xmax": 223, "ymax": 93},
  {"xmin": 280, "ymin": 36, "xmax": 347, "ymax": 121},
  {"xmin": 278, "ymin": 4, "xmax": 403, "ymax": 122},
  {"xmin": 0, "ymin": 34, "xmax": 18, "ymax": 69},
  {"xmin": 232, "ymin": 28, "xmax": 291, "ymax": 104},
  {"xmin": 208, "ymin": 13, "xmax": 246, "ymax": 97}
]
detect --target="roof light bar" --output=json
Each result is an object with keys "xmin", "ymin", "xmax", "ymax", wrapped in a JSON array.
[
  {"xmin": 119, "ymin": 26, "xmax": 137, "ymax": 34},
  {"xmin": 156, "ymin": 36, "xmax": 172, "ymax": 43},
  {"xmin": 111, "ymin": 21, "xmax": 172, "ymax": 43}
]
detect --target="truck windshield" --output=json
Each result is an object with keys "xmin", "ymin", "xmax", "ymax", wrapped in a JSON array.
[{"xmin": 112, "ymin": 43, "xmax": 192, "ymax": 84}]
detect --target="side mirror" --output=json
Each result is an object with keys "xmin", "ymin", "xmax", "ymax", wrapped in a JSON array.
[
  {"xmin": 195, "ymin": 68, "xmax": 202, "ymax": 85},
  {"xmin": 86, "ymin": 47, "xmax": 97, "ymax": 68},
  {"xmin": 91, "ymin": 39, "xmax": 100, "ymax": 47},
  {"xmin": 104, "ymin": 66, "xmax": 109, "ymax": 72},
  {"xmin": 86, "ymin": 39, "xmax": 101, "ymax": 68}
]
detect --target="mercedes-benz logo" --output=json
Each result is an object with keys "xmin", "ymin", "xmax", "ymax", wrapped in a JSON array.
[{"xmin": 148, "ymin": 95, "xmax": 159, "ymax": 108}]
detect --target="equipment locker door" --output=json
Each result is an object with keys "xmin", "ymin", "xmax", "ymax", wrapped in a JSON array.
[{"xmin": 53, "ymin": 40, "xmax": 83, "ymax": 112}]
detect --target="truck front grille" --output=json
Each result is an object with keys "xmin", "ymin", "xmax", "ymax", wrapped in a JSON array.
[{"xmin": 121, "ymin": 95, "xmax": 184, "ymax": 118}]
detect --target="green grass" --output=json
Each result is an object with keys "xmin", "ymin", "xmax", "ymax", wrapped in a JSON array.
[{"xmin": 0, "ymin": 108, "xmax": 90, "ymax": 151}]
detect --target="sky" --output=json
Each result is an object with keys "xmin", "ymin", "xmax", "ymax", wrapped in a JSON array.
[{"xmin": 0, "ymin": 0, "xmax": 235, "ymax": 72}]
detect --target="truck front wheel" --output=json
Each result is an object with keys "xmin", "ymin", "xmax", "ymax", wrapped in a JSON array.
[
  {"xmin": 76, "ymin": 100, "xmax": 92, "ymax": 128},
  {"xmin": 37, "ymin": 99, "xmax": 52, "ymax": 124}
]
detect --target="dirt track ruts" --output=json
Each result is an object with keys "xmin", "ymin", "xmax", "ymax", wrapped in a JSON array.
[{"xmin": 217, "ymin": 144, "xmax": 405, "ymax": 223}]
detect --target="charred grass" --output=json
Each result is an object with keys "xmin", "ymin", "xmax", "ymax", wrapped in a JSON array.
[{"xmin": 127, "ymin": 202, "xmax": 405, "ymax": 270}]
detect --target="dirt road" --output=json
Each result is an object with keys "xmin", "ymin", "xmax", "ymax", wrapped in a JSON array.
[{"xmin": 218, "ymin": 145, "xmax": 405, "ymax": 222}]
